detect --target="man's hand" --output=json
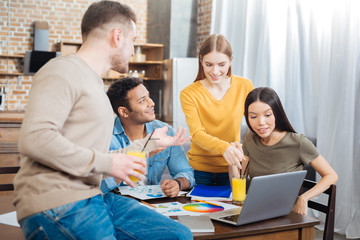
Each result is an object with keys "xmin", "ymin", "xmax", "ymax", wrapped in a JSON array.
[
  {"xmin": 152, "ymin": 126, "xmax": 191, "ymax": 148},
  {"xmin": 109, "ymin": 152, "xmax": 146, "ymax": 188},
  {"xmin": 161, "ymin": 179, "xmax": 180, "ymax": 198},
  {"xmin": 148, "ymin": 147, "xmax": 166, "ymax": 157}
]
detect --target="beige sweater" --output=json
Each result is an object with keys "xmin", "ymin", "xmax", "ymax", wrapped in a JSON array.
[{"xmin": 14, "ymin": 54, "xmax": 157, "ymax": 221}]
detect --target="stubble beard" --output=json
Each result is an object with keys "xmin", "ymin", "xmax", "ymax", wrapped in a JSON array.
[{"xmin": 111, "ymin": 55, "xmax": 129, "ymax": 73}]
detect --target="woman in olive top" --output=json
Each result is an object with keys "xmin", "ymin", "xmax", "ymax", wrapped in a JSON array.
[
  {"xmin": 238, "ymin": 87, "xmax": 338, "ymax": 215},
  {"xmin": 180, "ymin": 34, "xmax": 254, "ymax": 185}
]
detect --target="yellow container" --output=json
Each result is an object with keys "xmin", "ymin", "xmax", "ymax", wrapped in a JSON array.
[
  {"xmin": 127, "ymin": 151, "xmax": 147, "ymax": 185},
  {"xmin": 232, "ymin": 177, "xmax": 246, "ymax": 205}
]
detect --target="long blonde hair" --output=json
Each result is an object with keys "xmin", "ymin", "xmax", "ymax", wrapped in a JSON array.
[{"xmin": 195, "ymin": 34, "xmax": 233, "ymax": 82}]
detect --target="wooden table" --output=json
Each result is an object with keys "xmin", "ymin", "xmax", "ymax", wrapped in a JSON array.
[
  {"xmin": 0, "ymin": 195, "xmax": 319, "ymax": 240},
  {"xmin": 148, "ymin": 196, "xmax": 320, "ymax": 240},
  {"xmin": 0, "ymin": 196, "xmax": 24, "ymax": 240}
]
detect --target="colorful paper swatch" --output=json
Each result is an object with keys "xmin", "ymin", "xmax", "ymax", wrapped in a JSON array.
[{"xmin": 183, "ymin": 203, "xmax": 224, "ymax": 213}]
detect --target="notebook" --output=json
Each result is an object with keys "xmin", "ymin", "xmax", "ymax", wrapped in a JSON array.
[
  {"xmin": 205, "ymin": 170, "xmax": 307, "ymax": 226},
  {"xmin": 178, "ymin": 215, "xmax": 215, "ymax": 232},
  {"xmin": 187, "ymin": 184, "xmax": 232, "ymax": 201}
]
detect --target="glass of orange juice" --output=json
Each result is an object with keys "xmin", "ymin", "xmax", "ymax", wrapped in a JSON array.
[
  {"xmin": 232, "ymin": 176, "xmax": 246, "ymax": 206},
  {"xmin": 126, "ymin": 151, "xmax": 147, "ymax": 186}
]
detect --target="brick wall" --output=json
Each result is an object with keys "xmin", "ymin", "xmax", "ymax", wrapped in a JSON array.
[
  {"xmin": 0, "ymin": 0, "xmax": 147, "ymax": 111},
  {"xmin": 0, "ymin": 0, "xmax": 212, "ymax": 111},
  {"xmin": 197, "ymin": 0, "xmax": 212, "ymax": 52}
]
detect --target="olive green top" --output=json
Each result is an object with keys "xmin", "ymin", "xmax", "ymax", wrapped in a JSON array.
[{"xmin": 242, "ymin": 132, "xmax": 319, "ymax": 178}]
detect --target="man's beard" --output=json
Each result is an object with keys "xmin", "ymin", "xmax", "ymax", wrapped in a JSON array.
[{"xmin": 111, "ymin": 55, "xmax": 129, "ymax": 73}]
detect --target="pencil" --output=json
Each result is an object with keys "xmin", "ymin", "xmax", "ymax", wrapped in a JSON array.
[
  {"xmin": 140, "ymin": 200, "xmax": 156, "ymax": 208},
  {"xmin": 195, "ymin": 199, "xmax": 220, "ymax": 206}
]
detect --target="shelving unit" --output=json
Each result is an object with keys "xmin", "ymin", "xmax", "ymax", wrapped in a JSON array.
[
  {"xmin": 57, "ymin": 41, "xmax": 81, "ymax": 56},
  {"xmin": 128, "ymin": 43, "xmax": 164, "ymax": 80},
  {"xmin": 57, "ymin": 41, "xmax": 164, "ymax": 81},
  {"xmin": 0, "ymin": 54, "xmax": 24, "ymax": 76}
]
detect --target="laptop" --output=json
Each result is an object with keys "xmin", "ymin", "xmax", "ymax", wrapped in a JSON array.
[{"xmin": 205, "ymin": 170, "xmax": 307, "ymax": 226}]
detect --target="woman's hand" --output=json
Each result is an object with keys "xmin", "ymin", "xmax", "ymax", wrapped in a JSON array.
[
  {"xmin": 223, "ymin": 144, "xmax": 245, "ymax": 169},
  {"xmin": 152, "ymin": 126, "xmax": 191, "ymax": 148},
  {"xmin": 293, "ymin": 195, "xmax": 308, "ymax": 215}
]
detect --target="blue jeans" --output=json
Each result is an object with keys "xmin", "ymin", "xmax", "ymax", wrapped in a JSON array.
[
  {"xmin": 19, "ymin": 193, "xmax": 192, "ymax": 240},
  {"xmin": 194, "ymin": 170, "xmax": 230, "ymax": 186}
]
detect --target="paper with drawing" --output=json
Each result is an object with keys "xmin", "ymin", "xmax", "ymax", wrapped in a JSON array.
[{"xmin": 118, "ymin": 185, "xmax": 187, "ymax": 200}]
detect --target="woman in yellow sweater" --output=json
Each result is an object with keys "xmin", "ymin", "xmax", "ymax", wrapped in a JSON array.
[{"xmin": 180, "ymin": 34, "xmax": 254, "ymax": 185}]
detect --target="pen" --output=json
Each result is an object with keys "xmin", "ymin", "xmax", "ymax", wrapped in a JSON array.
[
  {"xmin": 140, "ymin": 200, "xmax": 156, "ymax": 208},
  {"xmin": 195, "ymin": 199, "xmax": 220, "ymax": 206}
]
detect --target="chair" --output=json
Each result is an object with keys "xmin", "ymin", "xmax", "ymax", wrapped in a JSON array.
[
  {"xmin": 0, "ymin": 166, "xmax": 20, "ymax": 191},
  {"xmin": 302, "ymin": 179, "xmax": 336, "ymax": 240}
]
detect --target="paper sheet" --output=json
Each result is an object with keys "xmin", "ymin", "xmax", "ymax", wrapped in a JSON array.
[
  {"xmin": 118, "ymin": 185, "xmax": 187, "ymax": 200},
  {"xmin": 0, "ymin": 211, "xmax": 20, "ymax": 227},
  {"xmin": 141, "ymin": 201, "xmax": 240, "ymax": 217}
]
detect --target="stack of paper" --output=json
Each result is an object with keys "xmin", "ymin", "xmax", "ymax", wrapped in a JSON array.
[
  {"xmin": 187, "ymin": 184, "xmax": 233, "ymax": 201},
  {"xmin": 178, "ymin": 215, "xmax": 214, "ymax": 232}
]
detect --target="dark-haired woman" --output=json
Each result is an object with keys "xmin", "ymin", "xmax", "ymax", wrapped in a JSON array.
[
  {"xmin": 180, "ymin": 34, "xmax": 253, "ymax": 186},
  {"xmin": 235, "ymin": 87, "xmax": 337, "ymax": 215}
]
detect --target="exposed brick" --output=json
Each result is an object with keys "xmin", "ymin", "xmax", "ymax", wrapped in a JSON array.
[{"xmin": 1, "ymin": 0, "xmax": 211, "ymax": 110}]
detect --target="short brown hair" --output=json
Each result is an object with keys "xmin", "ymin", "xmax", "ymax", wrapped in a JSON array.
[
  {"xmin": 195, "ymin": 34, "xmax": 233, "ymax": 81},
  {"xmin": 81, "ymin": 0, "xmax": 136, "ymax": 40}
]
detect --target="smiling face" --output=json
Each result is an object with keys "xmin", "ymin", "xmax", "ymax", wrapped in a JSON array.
[
  {"xmin": 125, "ymin": 84, "xmax": 155, "ymax": 124},
  {"xmin": 248, "ymin": 101, "xmax": 277, "ymax": 140},
  {"xmin": 201, "ymin": 51, "xmax": 232, "ymax": 83}
]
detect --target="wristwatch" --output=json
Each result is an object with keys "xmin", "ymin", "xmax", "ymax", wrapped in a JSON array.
[{"xmin": 174, "ymin": 179, "xmax": 182, "ymax": 191}]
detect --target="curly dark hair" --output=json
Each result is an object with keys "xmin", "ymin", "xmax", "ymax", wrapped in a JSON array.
[{"xmin": 107, "ymin": 77, "xmax": 143, "ymax": 116}]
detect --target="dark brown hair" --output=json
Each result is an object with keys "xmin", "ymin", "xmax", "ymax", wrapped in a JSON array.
[
  {"xmin": 81, "ymin": 0, "xmax": 136, "ymax": 40},
  {"xmin": 244, "ymin": 87, "xmax": 296, "ymax": 134},
  {"xmin": 195, "ymin": 34, "xmax": 233, "ymax": 81}
]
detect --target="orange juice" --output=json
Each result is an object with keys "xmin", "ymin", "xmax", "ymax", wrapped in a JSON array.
[
  {"xmin": 232, "ymin": 177, "xmax": 246, "ymax": 205},
  {"xmin": 127, "ymin": 151, "xmax": 146, "ymax": 185}
]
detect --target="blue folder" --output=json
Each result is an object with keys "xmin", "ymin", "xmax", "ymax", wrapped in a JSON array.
[{"xmin": 189, "ymin": 184, "xmax": 232, "ymax": 198}]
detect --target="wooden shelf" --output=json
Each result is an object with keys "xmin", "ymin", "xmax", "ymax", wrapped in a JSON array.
[
  {"xmin": 57, "ymin": 41, "xmax": 81, "ymax": 56},
  {"xmin": 130, "ymin": 61, "xmax": 164, "ymax": 64},
  {"xmin": 0, "ymin": 54, "xmax": 24, "ymax": 58},
  {"xmin": 0, "ymin": 71, "xmax": 23, "ymax": 76},
  {"xmin": 0, "ymin": 54, "xmax": 24, "ymax": 76},
  {"xmin": 57, "ymin": 41, "xmax": 164, "ymax": 81}
]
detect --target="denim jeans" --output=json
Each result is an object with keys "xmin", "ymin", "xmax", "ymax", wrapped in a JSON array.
[
  {"xmin": 19, "ymin": 193, "xmax": 192, "ymax": 240},
  {"xmin": 194, "ymin": 170, "xmax": 230, "ymax": 186}
]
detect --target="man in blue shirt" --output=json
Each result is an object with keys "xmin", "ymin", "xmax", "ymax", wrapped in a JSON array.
[{"xmin": 102, "ymin": 77, "xmax": 195, "ymax": 197}]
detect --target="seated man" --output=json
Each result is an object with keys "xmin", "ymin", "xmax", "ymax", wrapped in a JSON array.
[{"xmin": 102, "ymin": 77, "xmax": 195, "ymax": 197}]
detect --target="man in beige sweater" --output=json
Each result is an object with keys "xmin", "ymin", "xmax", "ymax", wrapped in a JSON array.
[{"xmin": 14, "ymin": 1, "xmax": 192, "ymax": 239}]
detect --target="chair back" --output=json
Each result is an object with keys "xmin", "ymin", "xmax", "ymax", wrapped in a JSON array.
[
  {"xmin": 302, "ymin": 179, "xmax": 336, "ymax": 240},
  {"xmin": 0, "ymin": 166, "xmax": 20, "ymax": 191}
]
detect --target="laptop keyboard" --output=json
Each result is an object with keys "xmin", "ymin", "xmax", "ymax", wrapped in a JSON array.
[{"xmin": 220, "ymin": 214, "xmax": 240, "ymax": 222}]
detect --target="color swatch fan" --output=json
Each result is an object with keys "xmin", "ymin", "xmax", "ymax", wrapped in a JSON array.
[{"xmin": 183, "ymin": 203, "xmax": 224, "ymax": 213}]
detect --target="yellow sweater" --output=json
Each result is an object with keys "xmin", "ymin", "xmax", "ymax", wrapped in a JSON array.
[{"xmin": 180, "ymin": 75, "xmax": 254, "ymax": 173}]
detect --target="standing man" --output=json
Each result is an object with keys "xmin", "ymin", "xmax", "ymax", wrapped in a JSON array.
[
  {"xmin": 102, "ymin": 77, "xmax": 195, "ymax": 197},
  {"xmin": 14, "ymin": 1, "xmax": 192, "ymax": 239}
]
